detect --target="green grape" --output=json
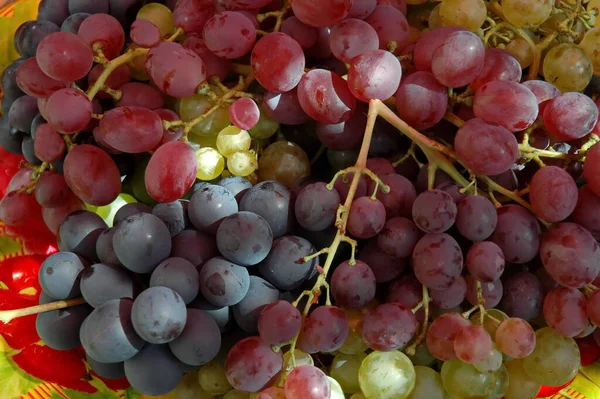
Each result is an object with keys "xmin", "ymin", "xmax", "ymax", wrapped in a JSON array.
[
  {"xmin": 339, "ymin": 327, "xmax": 369, "ymax": 355},
  {"xmin": 439, "ymin": 0, "xmax": 487, "ymax": 31},
  {"xmin": 502, "ymin": 0, "xmax": 553, "ymax": 28},
  {"xmin": 224, "ymin": 390, "xmax": 251, "ymax": 399},
  {"xmin": 330, "ymin": 352, "xmax": 366, "ymax": 393},
  {"xmin": 91, "ymin": 193, "xmax": 138, "ymax": 227},
  {"xmin": 137, "ymin": 2, "xmax": 175, "ymax": 37},
  {"xmin": 487, "ymin": 365, "xmax": 509, "ymax": 399},
  {"xmin": 522, "ymin": 327, "xmax": 580, "ymax": 386},
  {"xmin": 407, "ymin": 343, "xmax": 436, "ymax": 367},
  {"xmin": 175, "ymin": 372, "xmax": 215, "ymax": 399},
  {"xmin": 473, "ymin": 345, "xmax": 503, "ymax": 372},
  {"xmin": 407, "ymin": 366, "xmax": 445, "ymax": 399},
  {"xmin": 440, "ymin": 360, "xmax": 496, "ymax": 398},
  {"xmin": 358, "ymin": 351, "xmax": 416, "ymax": 399},
  {"xmin": 180, "ymin": 94, "xmax": 231, "ymax": 136},
  {"xmin": 428, "ymin": 4, "xmax": 443, "ymax": 29},
  {"xmin": 471, "ymin": 309, "xmax": 508, "ymax": 340},
  {"xmin": 275, "ymin": 349, "xmax": 314, "ymax": 386},
  {"xmin": 216, "ymin": 126, "xmax": 252, "ymax": 157},
  {"xmin": 350, "ymin": 394, "xmax": 366, "ymax": 399},
  {"xmin": 190, "ymin": 133, "xmax": 218, "ymax": 148},
  {"xmin": 328, "ymin": 377, "xmax": 346, "ymax": 399},
  {"xmin": 248, "ymin": 109, "xmax": 279, "ymax": 139},
  {"xmin": 227, "ymin": 150, "xmax": 257, "ymax": 177},
  {"xmin": 543, "ymin": 43, "xmax": 593, "ymax": 92},
  {"xmin": 505, "ymin": 359, "xmax": 540, "ymax": 399},
  {"xmin": 505, "ymin": 38, "xmax": 534, "ymax": 68},
  {"xmin": 198, "ymin": 361, "xmax": 232, "ymax": 395},
  {"xmin": 196, "ymin": 147, "xmax": 225, "ymax": 181},
  {"xmin": 579, "ymin": 27, "xmax": 600, "ymax": 74}
]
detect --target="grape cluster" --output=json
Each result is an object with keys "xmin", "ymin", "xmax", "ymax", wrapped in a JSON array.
[{"xmin": 1, "ymin": 0, "xmax": 600, "ymax": 398}]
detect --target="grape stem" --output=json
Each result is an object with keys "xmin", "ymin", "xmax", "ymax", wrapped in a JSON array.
[
  {"xmin": 256, "ymin": 0, "xmax": 291, "ymax": 32},
  {"xmin": 405, "ymin": 285, "xmax": 430, "ymax": 356},
  {"xmin": 0, "ymin": 297, "xmax": 86, "ymax": 324}
]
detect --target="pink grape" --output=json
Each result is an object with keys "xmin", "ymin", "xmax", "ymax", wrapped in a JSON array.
[
  {"xmin": 470, "ymin": 48, "xmax": 522, "ymax": 90},
  {"xmin": 294, "ymin": 182, "xmax": 341, "ymax": 231},
  {"xmin": 365, "ymin": 5, "xmax": 410, "ymax": 53},
  {"xmin": 173, "ymin": 0, "xmax": 215, "ymax": 35},
  {"xmin": 182, "ymin": 35, "xmax": 231, "ymax": 81},
  {"xmin": 431, "ymin": 30, "xmax": 485, "ymax": 88},
  {"xmin": 522, "ymin": 79, "xmax": 561, "ymax": 104},
  {"xmin": 542, "ymin": 92, "xmax": 599, "ymax": 141},
  {"xmin": 378, "ymin": 0, "xmax": 407, "ymax": 14},
  {"xmin": 229, "ymin": 98, "xmax": 260, "ymax": 130},
  {"xmin": 466, "ymin": 241, "xmax": 505, "ymax": 283},
  {"xmin": 572, "ymin": 185, "xmax": 600, "ymax": 241},
  {"xmin": 331, "ymin": 260, "xmax": 377, "ymax": 309},
  {"xmin": 359, "ymin": 239, "xmax": 407, "ymax": 284},
  {"xmin": 465, "ymin": 274, "xmax": 503, "ymax": 309},
  {"xmin": 334, "ymin": 171, "xmax": 368, "ymax": 202},
  {"xmin": 36, "ymin": 32, "xmax": 93, "ymax": 82},
  {"xmin": 15, "ymin": 57, "xmax": 68, "ymax": 98},
  {"xmin": 281, "ymin": 16, "xmax": 318, "ymax": 49},
  {"xmin": 284, "ymin": 365, "xmax": 331, "ymax": 399},
  {"xmin": 215, "ymin": 0, "xmax": 272, "ymax": 10},
  {"xmin": 430, "ymin": 276, "xmax": 467, "ymax": 310},
  {"xmin": 257, "ymin": 300, "xmax": 302, "ymax": 346},
  {"xmin": 329, "ymin": 18, "xmax": 379, "ymax": 63},
  {"xmin": 145, "ymin": 141, "xmax": 198, "ymax": 203},
  {"xmin": 203, "ymin": 12, "xmax": 256, "ymax": 59},
  {"xmin": 499, "ymin": 272, "xmax": 543, "ymax": 322},
  {"xmin": 349, "ymin": 0, "xmax": 377, "ymax": 18},
  {"xmin": 395, "ymin": 71, "xmax": 448, "ymax": 130},
  {"xmin": 251, "ymin": 32, "xmax": 305, "ymax": 93},
  {"xmin": 529, "ymin": 165, "xmax": 578, "ymax": 223},
  {"xmin": 130, "ymin": 19, "xmax": 161, "ymax": 48},
  {"xmin": 116, "ymin": 82, "xmax": 165, "ymax": 110},
  {"xmin": 0, "ymin": 191, "xmax": 39, "ymax": 226},
  {"xmin": 540, "ymin": 222, "xmax": 600, "ymax": 288},
  {"xmin": 88, "ymin": 63, "xmax": 131, "ymax": 99},
  {"xmin": 413, "ymin": 26, "xmax": 464, "ymax": 72},
  {"xmin": 145, "ymin": 42, "xmax": 207, "ymax": 98},
  {"xmin": 306, "ymin": 27, "xmax": 333, "ymax": 58},
  {"xmin": 376, "ymin": 173, "xmax": 417, "ymax": 218},
  {"xmin": 361, "ymin": 303, "xmax": 416, "ymax": 351},
  {"xmin": 412, "ymin": 189, "xmax": 457, "ymax": 233},
  {"xmin": 45, "ymin": 88, "xmax": 92, "ymax": 134},
  {"xmin": 34, "ymin": 172, "xmax": 73, "ymax": 209},
  {"xmin": 316, "ymin": 106, "xmax": 366, "ymax": 151},
  {"xmin": 262, "ymin": 89, "xmax": 310, "ymax": 125},
  {"xmin": 77, "ymin": 13, "xmax": 124, "ymax": 60},
  {"xmin": 297, "ymin": 69, "xmax": 356, "ymax": 124},
  {"xmin": 377, "ymin": 217, "xmax": 421, "ymax": 258},
  {"xmin": 426, "ymin": 312, "xmax": 471, "ymax": 361},
  {"xmin": 95, "ymin": 106, "xmax": 163, "ymax": 154},
  {"xmin": 34, "ymin": 124, "xmax": 65, "ymax": 163},
  {"xmin": 495, "ymin": 318, "xmax": 536, "ymax": 358},
  {"xmin": 63, "ymin": 144, "xmax": 121, "ymax": 206},
  {"xmin": 291, "ymin": 0, "xmax": 352, "ymax": 28},
  {"xmin": 347, "ymin": 196, "xmax": 386, "ymax": 239},
  {"xmin": 225, "ymin": 336, "xmax": 283, "ymax": 392},
  {"xmin": 454, "ymin": 325, "xmax": 492, "ymax": 364},
  {"xmin": 455, "ymin": 195, "xmax": 497, "ymax": 241},
  {"xmin": 587, "ymin": 290, "xmax": 600, "ymax": 327},
  {"xmin": 585, "ymin": 144, "xmax": 600, "ymax": 197},
  {"xmin": 490, "ymin": 205, "xmax": 541, "ymax": 264},
  {"xmin": 348, "ymin": 49, "xmax": 402, "ymax": 102},
  {"xmin": 387, "ymin": 275, "xmax": 423, "ymax": 313},
  {"xmin": 412, "ymin": 233, "xmax": 463, "ymax": 290},
  {"xmin": 473, "ymin": 80, "xmax": 539, "ymax": 132},
  {"xmin": 543, "ymin": 287, "xmax": 588, "ymax": 337},
  {"xmin": 298, "ymin": 306, "xmax": 348, "ymax": 353}
]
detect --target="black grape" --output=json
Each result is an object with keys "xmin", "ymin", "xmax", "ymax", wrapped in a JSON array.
[
  {"xmin": 188, "ymin": 185, "xmax": 238, "ymax": 234},
  {"xmin": 168, "ymin": 309, "xmax": 221, "ymax": 366},
  {"xmin": 152, "ymin": 201, "xmax": 189, "ymax": 237},
  {"xmin": 188, "ymin": 295, "xmax": 231, "ymax": 333},
  {"xmin": 239, "ymin": 180, "xmax": 293, "ymax": 238},
  {"xmin": 22, "ymin": 136, "xmax": 42, "ymax": 166},
  {"xmin": 58, "ymin": 210, "xmax": 107, "ymax": 261},
  {"xmin": 39, "ymin": 252, "xmax": 88, "ymax": 299},
  {"xmin": 86, "ymin": 355, "xmax": 126, "ymax": 379},
  {"xmin": 216, "ymin": 212, "xmax": 273, "ymax": 267},
  {"xmin": 60, "ymin": 13, "xmax": 91, "ymax": 34},
  {"xmin": 2, "ymin": 59, "xmax": 24, "ymax": 101},
  {"xmin": 15, "ymin": 20, "xmax": 60, "ymax": 58},
  {"xmin": 113, "ymin": 202, "xmax": 152, "ymax": 225},
  {"xmin": 68, "ymin": 0, "xmax": 109, "ymax": 14},
  {"xmin": 38, "ymin": 0, "xmax": 70, "ymax": 26},
  {"xmin": 232, "ymin": 276, "xmax": 280, "ymax": 333},
  {"xmin": 131, "ymin": 286, "xmax": 187, "ymax": 344},
  {"xmin": 80, "ymin": 263, "xmax": 135, "ymax": 307},
  {"xmin": 171, "ymin": 229, "xmax": 219, "ymax": 267},
  {"xmin": 95, "ymin": 228, "xmax": 121, "ymax": 265},
  {"xmin": 36, "ymin": 304, "xmax": 91, "ymax": 350},
  {"xmin": 149, "ymin": 257, "xmax": 199, "ymax": 304},
  {"xmin": 198, "ymin": 257, "xmax": 250, "ymax": 307},
  {"xmin": 0, "ymin": 118, "xmax": 25, "ymax": 154},
  {"xmin": 218, "ymin": 176, "xmax": 252, "ymax": 199},
  {"xmin": 8, "ymin": 95, "xmax": 38, "ymax": 133},
  {"xmin": 124, "ymin": 344, "xmax": 185, "ymax": 396}
]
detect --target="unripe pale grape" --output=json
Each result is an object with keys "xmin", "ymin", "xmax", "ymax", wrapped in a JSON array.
[
  {"xmin": 228, "ymin": 151, "xmax": 257, "ymax": 177},
  {"xmin": 505, "ymin": 38, "xmax": 533, "ymax": 68},
  {"xmin": 196, "ymin": 147, "xmax": 225, "ymax": 181},
  {"xmin": 216, "ymin": 126, "xmax": 251, "ymax": 157},
  {"xmin": 137, "ymin": 2, "xmax": 174, "ymax": 37},
  {"xmin": 440, "ymin": 360, "xmax": 495, "ymax": 398},
  {"xmin": 502, "ymin": 0, "xmax": 553, "ymax": 28},
  {"xmin": 504, "ymin": 359, "xmax": 541, "ymax": 399},
  {"xmin": 330, "ymin": 352, "xmax": 365, "ymax": 393},
  {"xmin": 198, "ymin": 361, "xmax": 232, "ymax": 395},
  {"xmin": 358, "ymin": 351, "xmax": 415, "ymax": 399},
  {"xmin": 180, "ymin": 93, "xmax": 232, "ymax": 137},
  {"xmin": 439, "ymin": 0, "xmax": 486, "ymax": 31},
  {"xmin": 407, "ymin": 366, "xmax": 444, "ymax": 399},
  {"xmin": 580, "ymin": 27, "xmax": 600, "ymax": 74},
  {"xmin": 543, "ymin": 43, "xmax": 593, "ymax": 92},
  {"xmin": 473, "ymin": 346, "xmax": 503, "ymax": 372}
]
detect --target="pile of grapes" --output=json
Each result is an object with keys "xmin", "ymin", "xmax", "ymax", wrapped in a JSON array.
[{"xmin": 1, "ymin": 0, "xmax": 600, "ymax": 397}]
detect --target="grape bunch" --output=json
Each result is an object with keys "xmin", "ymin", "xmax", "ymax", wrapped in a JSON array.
[{"xmin": 0, "ymin": 0, "xmax": 600, "ymax": 398}]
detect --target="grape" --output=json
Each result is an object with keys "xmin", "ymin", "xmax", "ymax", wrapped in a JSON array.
[
  {"xmin": 130, "ymin": 19, "xmax": 161, "ymax": 48},
  {"xmin": 499, "ymin": 272, "xmax": 543, "ymax": 322},
  {"xmin": 580, "ymin": 27, "xmax": 600, "ymax": 75},
  {"xmin": 529, "ymin": 165, "xmax": 578, "ymax": 223},
  {"xmin": 116, "ymin": 82, "xmax": 165, "ymax": 109},
  {"xmin": 95, "ymin": 106, "xmax": 163, "ymax": 153},
  {"xmin": 203, "ymin": 12, "xmax": 256, "ymax": 59},
  {"xmin": 349, "ymin": 0, "xmax": 377, "ymax": 18},
  {"xmin": 429, "ymin": 276, "xmax": 467, "ymax": 310},
  {"xmin": 168, "ymin": 308, "xmax": 221, "ymax": 366},
  {"xmin": 187, "ymin": 185, "xmax": 237, "ymax": 234},
  {"xmin": 257, "ymin": 140, "xmax": 310, "ymax": 186},
  {"xmin": 521, "ymin": 79, "xmax": 560, "ymax": 105},
  {"xmin": 331, "ymin": 260, "xmax": 376, "ymax": 309},
  {"xmin": 361, "ymin": 303, "xmax": 415, "ymax": 351},
  {"xmin": 330, "ymin": 352, "xmax": 365, "ymax": 393},
  {"xmin": 470, "ymin": 49, "xmax": 522, "ymax": 91},
  {"xmin": 173, "ymin": 0, "xmax": 215, "ymax": 35},
  {"xmin": 42, "ymin": 196, "xmax": 86, "ymax": 234},
  {"xmin": 297, "ymin": 69, "xmax": 356, "ymax": 124},
  {"xmin": 216, "ymin": 126, "xmax": 251, "ymax": 157},
  {"xmin": 8, "ymin": 95, "xmax": 38, "ymax": 133},
  {"xmin": 465, "ymin": 274, "xmax": 503, "ymax": 308},
  {"xmin": 329, "ymin": 18, "xmax": 379, "ymax": 63},
  {"xmin": 316, "ymin": 107, "xmax": 366, "ymax": 151},
  {"xmin": 138, "ymin": 2, "xmax": 175, "ymax": 37},
  {"xmin": 232, "ymin": 276, "xmax": 280, "ymax": 333},
  {"xmin": 292, "ymin": 0, "xmax": 352, "ymax": 27},
  {"xmin": 112, "ymin": 212, "xmax": 172, "ymax": 274},
  {"xmin": 240, "ymin": 181, "xmax": 294, "ymax": 239},
  {"xmin": 502, "ymin": 0, "xmax": 553, "ymax": 27},
  {"xmin": 377, "ymin": 217, "xmax": 421, "ymax": 258},
  {"xmin": 411, "ymin": 189, "xmax": 456, "ymax": 233},
  {"xmin": 45, "ymin": 88, "xmax": 92, "ymax": 134},
  {"xmin": 395, "ymin": 71, "xmax": 448, "ymax": 130},
  {"xmin": 431, "ymin": 30, "xmax": 484, "ymax": 88},
  {"xmin": 188, "ymin": 295, "xmax": 231, "ymax": 333},
  {"xmin": 365, "ymin": 5, "xmax": 410, "ymax": 53},
  {"xmin": 348, "ymin": 49, "xmax": 402, "ymax": 102},
  {"xmin": 80, "ymin": 263, "xmax": 134, "ymax": 307},
  {"xmin": 198, "ymin": 257, "xmax": 250, "ymax": 307},
  {"xmin": 216, "ymin": 211, "xmax": 273, "ymax": 266},
  {"xmin": 281, "ymin": 16, "xmax": 318, "ymax": 49},
  {"xmin": 294, "ymin": 182, "xmax": 341, "ymax": 232},
  {"xmin": 149, "ymin": 257, "xmax": 199, "ymax": 304},
  {"xmin": 298, "ymin": 306, "xmax": 349, "ymax": 353},
  {"xmin": 146, "ymin": 141, "xmax": 198, "ymax": 203},
  {"xmin": 543, "ymin": 92, "xmax": 599, "ymax": 141},
  {"xmin": 407, "ymin": 366, "xmax": 444, "ymax": 399},
  {"xmin": 225, "ymin": 336, "xmax": 283, "ymax": 392},
  {"xmin": 523, "ymin": 327, "xmax": 580, "ymax": 386},
  {"xmin": 183, "ymin": 35, "xmax": 232, "ymax": 81},
  {"xmin": 259, "ymin": 235, "xmax": 316, "ymax": 290},
  {"xmin": 86, "ymin": 356, "xmax": 125, "ymax": 379},
  {"xmin": 68, "ymin": 0, "xmax": 109, "ymax": 14},
  {"xmin": 228, "ymin": 151, "xmax": 258, "ymax": 177},
  {"xmin": 38, "ymin": 0, "xmax": 69, "ymax": 25},
  {"xmin": 494, "ymin": 317, "xmax": 537, "ymax": 359},
  {"xmin": 473, "ymin": 346, "xmax": 503, "ymax": 372},
  {"xmin": 586, "ymin": 144, "xmax": 600, "ymax": 197},
  {"xmin": 359, "ymin": 239, "xmax": 407, "ymax": 283},
  {"xmin": 80, "ymin": 298, "xmax": 144, "ymax": 363},
  {"xmin": 257, "ymin": 300, "xmax": 302, "ymax": 345},
  {"xmin": 453, "ymin": 325, "xmax": 492, "ymax": 365},
  {"xmin": 195, "ymin": 147, "xmax": 226, "ymax": 180},
  {"xmin": 199, "ymin": 361, "xmax": 233, "ymax": 395},
  {"xmin": 504, "ymin": 359, "xmax": 541, "ymax": 399},
  {"xmin": 59, "ymin": 209, "xmax": 109, "ymax": 258},
  {"xmin": 540, "ymin": 222, "xmax": 600, "ymax": 288},
  {"xmin": 171, "ymin": 229, "xmax": 218, "ymax": 267},
  {"xmin": 2, "ymin": 59, "xmax": 25, "ymax": 102},
  {"xmin": 571, "ymin": 186, "xmax": 600, "ymax": 242},
  {"xmin": 358, "ymin": 351, "xmax": 415, "ymax": 399},
  {"xmin": 88, "ymin": 63, "xmax": 131, "ymax": 99},
  {"xmin": 36, "ymin": 304, "xmax": 90, "ymax": 350},
  {"xmin": 34, "ymin": 172, "xmax": 71, "ymax": 208},
  {"xmin": 39, "ymin": 252, "xmax": 87, "ymax": 300},
  {"xmin": 145, "ymin": 42, "xmax": 207, "ymax": 98},
  {"xmin": 262, "ymin": 89, "xmax": 310, "ymax": 126},
  {"xmin": 113, "ymin": 202, "xmax": 153, "ymax": 225},
  {"xmin": 376, "ymin": 174, "xmax": 417, "ymax": 219},
  {"xmin": 455, "ymin": 195, "xmax": 497, "ymax": 241},
  {"xmin": 131, "ymin": 286, "xmax": 187, "ymax": 344},
  {"xmin": 465, "ymin": 241, "xmax": 504, "ymax": 283},
  {"xmin": 77, "ymin": 13, "xmax": 124, "ymax": 60},
  {"xmin": 543, "ymin": 287, "xmax": 587, "ymax": 337},
  {"xmin": 15, "ymin": 20, "xmax": 61, "ymax": 59},
  {"xmin": 426, "ymin": 313, "xmax": 470, "ymax": 361},
  {"xmin": 152, "ymin": 201, "xmax": 189, "ymax": 238},
  {"xmin": 440, "ymin": 360, "xmax": 496, "ymax": 398},
  {"xmin": 251, "ymin": 32, "xmax": 305, "ymax": 93},
  {"xmin": 229, "ymin": 98, "xmax": 260, "ymax": 130},
  {"xmin": 124, "ymin": 344, "xmax": 185, "ymax": 396},
  {"xmin": 412, "ymin": 233, "xmax": 463, "ymax": 290},
  {"xmin": 61, "ymin": 12, "xmax": 91, "ymax": 34},
  {"xmin": 22, "ymin": 136, "xmax": 42, "ymax": 166},
  {"xmin": 33, "ymin": 124, "xmax": 65, "ymax": 163},
  {"xmin": 218, "ymin": 176, "xmax": 252, "ymax": 198},
  {"xmin": 413, "ymin": 26, "xmax": 463, "ymax": 72},
  {"xmin": 490, "ymin": 205, "xmax": 541, "ymax": 264},
  {"xmin": 347, "ymin": 197, "xmax": 386, "ymax": 239},
  {"xmin": 439, "ymin": 0, "xmax": 486, "ymax": 29},
  {"xmin": 36, "ymin": 32, "xmax": 93, "ymax": 82},
  {"xmin": 285, "ymin": 365, "xmax": 331, "ymax": 399},
  {"xmin": 543, "ymin": 43, "xmax": 593, "ymax": 93}
]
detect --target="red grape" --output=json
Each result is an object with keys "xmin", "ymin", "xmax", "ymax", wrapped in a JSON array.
[
  {"xmin": 291, "ymin": 0, "xmax": 352, "ymax": 28},
  {"xmin": 413, "ymin": 26, "xmax": 464, "ymax": 72},
  {"xmin": 426, "ymin": 312, "xmax": 470, "ymax": 361},
  {"xmin": 225, "ymin": 336, "xmax": 283, "ymax": 392},
  {"xmin": 116, "ymin": 82, "xmax": 165, "ymax": 110},
  {"xmin": 0, "ymin": 191, "xmax": 39, "ymax": 226},
  {"xmin": 329, "ymin": 18, "xmax": 379, "ymax": 63},
  {"xmin": 490, "ymin": 205, "xmax": 541, "ymax": 264},
  {"xmin": 359, "ymin": 239, "xmax": 407, "ymax": 284},
  {"xmin": 412, "ymin": 189, "xmax": 457, "ymax": 233},
  {"xmin": 251, "ymin": 32, "xmax": 305, "ymax": 93},
  {"xmin": 470, "ymin": 48, "xmax": 522, "ymax": 90},
  {"xmin": 361, "ymin": 303, "xmax": 416, "ymax": 351},
  {"xmin": 284, "ymin": 365, "xmax": 331, "ymax": 399},
  {"xmin": 33, "ymin": 124, "xmax": 66, "ymax": 163},
  {"xmin": 412, "ymin": 233, "xmax": 463, "ymax": 290},
  {"xmin": 34, "ymin": 172, "xmax": 73, "ymax": 208},
  {"xmin": 542, "ymin": 92, "xmax": 599, "ymax": 141},
  {"xmin": 36, "ymin": 32, "xmax": 93, "ymax": 82},
  {"xmin": 529, "ymin": 165, "xmax": 578, "ymax": 222},
  {"xmin": 331, "ymin": 260, "xmax": 376, "ymax": 309},
  {"xmin": 15, "ymin": 57, "xmax": 68, "ymax": 98},
  {"xmin": 45, "ymin": 88, "xmax": 92, "ymax": 134},
  {"xmin": 347, "ymin": 196, "xmax": 386, "ymax": 239},
  {"xmin": 431, "ymin": 30, "xmax": 485, "ymax": 88},
  {"xmin": 262, "ymin": 89, "xmax": 310, "ymax": 125},
  {"xmin": 395, "ymin": 71, "xmax": 448, "ymax": 130},
  {"xmin": 572, "ymin": 185, "xmax": 600, "ymax": 241},
  {"xmin": 88, "ymin": 63, "xmax": 131, "ymax": 99},
  {"xmin": 95, "ymin": 106, "xmax": 163, "ymax": 153},
  {"xmin": 297, "ymin": 69, "xmax": 356, "ymax": 124},
  {"xmin": 298, "ymin": 306, "xmax": 349, "ymax": 353},
  {"xmin": 281, "ymin": 16, "xmax": 318, "ymax": 49},
  {"xmin": 257, "ymin": 300, "xmax": 302, "ymax": 346},
  {"xmin": 465, "ymin": 274, "xmax": 503, "ymax": 309},
  {"xmin": 173, "ymin": 0, "xmax": 215, "ymax": 35},
  {"xmin": 348, "ymin": 0, "xmax": 377, "ymax": 19},
  {"xmin": 130, "ymin": 19, "xmax": 161, "ymax": 48},
  {"xmin": 365, "ymin": 5, "xmax": 410, "ymax": 53},
  {"xmin": 348, "ymin": 49, "xmax": 402, "ymax": 102},
  {"xmin": 203, "ymin": 12, "xmax": 256, "ymax": 59},
  {"xmin": 183, "ymin": 35, "xmax": 232, "ymax": 81},
  {"xmin": 466, "ymin": 241, "xmax": 505, "ymax": 283},
  {"xmin": 377, "ymin": 216, "xmax": 421, "ymax": 258},
  {"xmin": 430, "ymin": 276, "xmax": 467, "ymax": 310},
  {"xmin": 455, "ymin": 195, "xmax": 497, "ymax": 241},
  {"xmin": 543, "ymin": 287, "xmax": 588, "ymax": 337},
  {"xmin": 454, "ymin": 325, "xmax": 492, "ymax": 364},
  {"xmin": 77, "ymin": 13, "xmax": 125, "ymax": 60},
  {"xmin": 145, "ymin": 141, "xmax": 198, "ymax": 203},
  {"xmin": 495, "ymin": 317, "xmax": 536, "ymax": 358},
  {"xmin": 585, "ymin": 143, "xmax": 600, "ymax": 197}
]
